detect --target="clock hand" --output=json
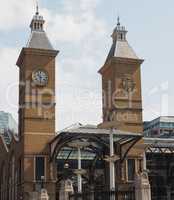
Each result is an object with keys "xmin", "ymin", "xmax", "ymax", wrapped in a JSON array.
[{"xmin": 39, "ymin": 73, "xmax": 42, "ymax": 82}]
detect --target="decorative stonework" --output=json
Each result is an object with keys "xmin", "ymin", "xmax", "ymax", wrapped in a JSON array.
[
  {"xmin": 40, "ymin": 189, "xmax": 49, "ymax": 200},
  {"xmin": 122, "ymin": 75, "xmax": 136, "ymax": 93},
  {"xmin": 135, "ymin": 170, "xmax": 151, "ymax": 200},
  {"xmin": 59, "ymin": 179, "xmax": 74, "ymax": 200}
]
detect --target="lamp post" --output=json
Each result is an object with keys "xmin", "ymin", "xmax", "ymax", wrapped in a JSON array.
[
  {"xmin": 77, "ymin": 147, "xmax": 82, "ymax": 193},
  {"xmin": 68, "ymin": 141, "xmax": 89, "ymax": 198},
  {"xmin": 143, "ymin": 152, "xmax": 147, "ymax": 170},
  {"xmin": 104, "ymin": 128, "xmax": 120, "ymax": 200},
  {"xmin": 110, "ymin": 128, "xmax": 115, "ymax": 192}
]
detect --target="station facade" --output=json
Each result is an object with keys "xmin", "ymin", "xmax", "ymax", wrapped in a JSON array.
[{"xmin": 0, "ymin": 8, "xmax": 151, "ymax": 200}]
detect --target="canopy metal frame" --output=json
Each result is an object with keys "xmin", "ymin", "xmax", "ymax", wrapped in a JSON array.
[{"xmin": 50, "ymin": 130, "xmax": 142, "ymax": 163}]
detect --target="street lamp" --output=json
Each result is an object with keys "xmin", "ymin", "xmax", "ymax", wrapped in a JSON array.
[
  {"xmin": 104, "ymin": 128, "xmax": 120, "ymax": 200},
  {"xmin": 64, "ymin": 163, "xmax": 69, "ymax": 169},
  {"xmin": 68, "ymin": 141, "xmax": 89, "ymax": 195}
]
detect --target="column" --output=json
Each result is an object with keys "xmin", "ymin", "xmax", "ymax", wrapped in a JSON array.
[
  {"xmin": 110, "ymin": 129, "xmax": 115, "ymax": 190},
  {"xmin": 77, "ymin": 147, "xmax": 82, "ymax": 194},
  {"xmin": 104, "ymin": 129, "xmax": 120, "ymax": 200},
  {"xmin": 69, "ymin": 141, "xmax": 88, "ymax": 200},
  {"xmin": 143, "ymin": 152, "xmax": 147, "ymax": 170},
  {"xmin": 110, "ymin": 129, "xmax": 115, "ymax": 200},
  {"xmin": 135, "ymin": 170, "xmax": 151, "ymax": 200},
  {"xmin": 40, "ymin": 189, "xmax": 49, "ymax": 200},
  {"xmin": 167, "ymin": 186, "xmax": 171, "ymax": 200}
]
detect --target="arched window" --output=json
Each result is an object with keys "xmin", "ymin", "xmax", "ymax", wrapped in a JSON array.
[{"xmin": 37, "ymin": 23, "xmax": 39, "ymax": 30}]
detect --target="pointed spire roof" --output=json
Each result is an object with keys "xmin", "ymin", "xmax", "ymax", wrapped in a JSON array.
[
  {"xmin": 26, "ymin": 4, "xmax": 53, "ymax": 50},
  {"xmin": 105, "ymin": 17, "xmax": 139, "ymax": 63}
]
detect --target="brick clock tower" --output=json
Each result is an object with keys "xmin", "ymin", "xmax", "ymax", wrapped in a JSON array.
[
  {"xmin": 99, "ymin": 18, "xmax": 143, "ymax": 133},
  {"xmin": 16, "ymin": 8, "xmax": 58, "ymax": 199},
  {"xmin": 98, "ymin": 18, "xmax": 145, "ymax": 184}
]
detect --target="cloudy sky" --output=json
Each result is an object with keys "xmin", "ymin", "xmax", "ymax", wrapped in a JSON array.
[{"xmin": 0, "ymin": 0, "xmax": 174, "ymax": 131}]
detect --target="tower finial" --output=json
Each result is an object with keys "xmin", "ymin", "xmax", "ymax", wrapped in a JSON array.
[
  {"xmin": 36, "ymin": 0, "xmax": 39, "ymax": 15},
  {"xmin": 117, "ymin": 16, "xmax": 120, "ymax": 26},
  {"xmin": 112, "ymin": 17, "xmax": 127, "ymax": 42},
  {"xmin": 30, "ymin": 0, "xmax": 45, "ymax": 32}
]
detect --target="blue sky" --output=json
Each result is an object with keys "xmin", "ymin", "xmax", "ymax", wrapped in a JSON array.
[{"xmin": 0, "ymin": 0, "xmax": 174, "ymax": 130}]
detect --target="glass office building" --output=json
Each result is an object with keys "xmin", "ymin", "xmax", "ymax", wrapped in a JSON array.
[
  {"xmin": 0, "ymin": 111, "xmax": 18, "ymax": 144},
  {"xmin": 144, "ymin": 116, "xmax": 174, "ymax": 138}
]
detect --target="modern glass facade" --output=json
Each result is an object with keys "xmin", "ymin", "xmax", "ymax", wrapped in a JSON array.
[
  {"xmin": 144, "ymin": 116, "xmax": 174, "ymax": 137},
  {"xmin": 0, "ymin": 111, "xmax": 18, "ymax": 143}
]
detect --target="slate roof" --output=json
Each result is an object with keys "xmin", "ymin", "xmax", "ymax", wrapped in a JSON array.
[
  {"xmin": 106, "ymin": 40, "xmax": 139, "ymax": 63},
  {"xmin": 26, "ymin": 10, "xmax": 54, "ymax": 50},
  {"xmin": 105, "ymin": 20, "xmax": 140, "ymax": 63},
  {"xmin": 144, "ymin": 137, "xmax": 174, "ymax": 146},
  {"xmin": 58, "ymin": 123, "xmax": 142, "ymax": 137},
  {"xmin": 27, "ymin": 31, "xmax": 53, "ymax": 50}
]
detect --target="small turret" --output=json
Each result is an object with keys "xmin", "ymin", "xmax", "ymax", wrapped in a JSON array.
[
  {"xmin": 111, "ymin": 17, "xmax": 128, "ymax": 42},
  {"xmin": 30, "ymin": 6, "xmax": 45, "ymax": 32},
  {"xmin": 105, "ymin": 17, "xmax": 139, "ymax": 63},
  {"xmin": 27, "ymin": 3, "xmax": 53, "ymax": 50}
]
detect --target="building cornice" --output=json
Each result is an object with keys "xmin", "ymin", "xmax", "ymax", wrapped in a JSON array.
[
  {"xmin": 16, "ymin": 48, "xmax": 59, "ymax": 67},
  {"xmin": 98, "ymin": 57, "xmax": 144, "ymax": 74}
]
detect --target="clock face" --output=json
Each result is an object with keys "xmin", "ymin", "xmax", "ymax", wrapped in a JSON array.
[{"xmin": 32, "ymin": 70, "xmax": 48, "ymax": 86}]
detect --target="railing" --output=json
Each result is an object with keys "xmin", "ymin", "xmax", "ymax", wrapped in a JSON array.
[{"xmin": 69, "ymin": 190, "xmax": 135, "ymax": 200}]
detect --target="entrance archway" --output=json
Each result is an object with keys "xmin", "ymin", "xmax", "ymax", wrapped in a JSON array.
[{"xmin": 50, "ymin": 125, "xmax": 142, "ymax": 199}]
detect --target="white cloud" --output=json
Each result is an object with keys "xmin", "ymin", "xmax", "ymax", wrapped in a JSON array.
[
  {"xmin": 80, "ymin": 0, "xmax": 100, "ymax": 10},
  {"xmin": 62, "ymin": 0, "xmax": 100, "ymax": 13},
  {"xmin": 43, "ymin": 0, "xmax": 107, "ymax": 43},
  {"xmin": 0, "ymin": 0, "xmax": 107, "ymax": 41},
  {"xmin": 0, "ymin": 0, "xmax": 173, "ymax": 131},
  {"xmin": 0, "ymin": 0, "xmax": 108, "ymax": 130},
  {"xmin": 0, "ymin": 0, "xmax": 34, "ymax": 30},
  {"xmin": 42, "ymin": 0, "xmax": 108, "ymax": 129},
  {"xmin": 0, "ymin": 48, "xmax": 19, "ymax": 120},
  {"xmin": 56, "ymin": 83, "xmax": 102, "ymax": 130}
]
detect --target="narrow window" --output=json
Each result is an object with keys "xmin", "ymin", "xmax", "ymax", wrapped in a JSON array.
[
  {"xmin": 35, "ymin": 157, "xmax": 45, "ymax": 181},
  {"xmin": 127, "ymin": 159, "xmax": 135, "ymax": 181}
]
